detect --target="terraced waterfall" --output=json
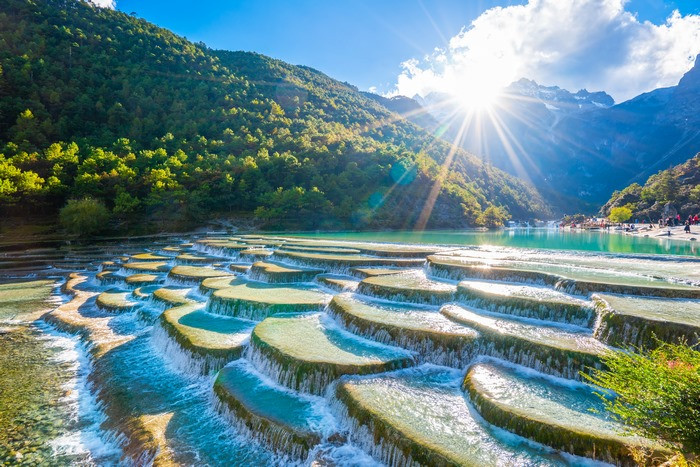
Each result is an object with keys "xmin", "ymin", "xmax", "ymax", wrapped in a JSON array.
[{"xmin": 1, "ymin": 234, "xmax": 698, "ymax": 465}]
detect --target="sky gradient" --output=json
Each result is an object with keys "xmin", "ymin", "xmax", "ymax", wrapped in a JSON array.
[{"xmin": 112, "ymin": 0, "xmax": 700, "ymax": 101}]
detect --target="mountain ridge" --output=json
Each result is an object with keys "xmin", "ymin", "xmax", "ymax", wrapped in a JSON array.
[{"xmin": 383, "ymin": 57, "xmax": 700, "ymax": 213}]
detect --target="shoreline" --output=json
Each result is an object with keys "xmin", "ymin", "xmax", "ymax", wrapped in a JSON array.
[{"xmin": 607, "ymin": 224, "xmax": 699, "ymax": 243}]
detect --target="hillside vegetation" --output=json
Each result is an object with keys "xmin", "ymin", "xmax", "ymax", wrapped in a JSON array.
[
  {"xmin": 0, "ymin": 0, "xmax": 551, "ymax": 231},
  {"xmin": 600, "ymin": 153, "xmax": 700, "ymax": 221}
]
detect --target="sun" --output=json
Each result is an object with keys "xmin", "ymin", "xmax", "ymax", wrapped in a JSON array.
[{"xmin": 450, "ymin": 75, "xmax": 502, "ymax": 111}]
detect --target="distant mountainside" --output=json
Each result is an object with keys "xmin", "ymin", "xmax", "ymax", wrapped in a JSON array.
[
  {"xmin": 600, "ymin": 153, "xmax": 700, "ymax": 222},
  {"xmin": 390, "ymin": 58, "xmax": 700, "ymax": 213},
  {"xmin": 505, "ymin": 79, "xmax": 614, "ymax": 113},
  {"xmin": 407, "ymin": 81, "xmax": 619, "ymax": 210},
  {"xmin": 547, "ymin": 56, "xmax": 700, "ymax": 207},
  {"xmin": 415, "ymin": 79, "xmax": 614, "ymax": 124},
  {"xmin": 0, "ymin": 0, "xmax": 551, "ymax": 231},
  {"xmin": 361, "ymin": 93, "xmax": 440, "ymax": 133}
]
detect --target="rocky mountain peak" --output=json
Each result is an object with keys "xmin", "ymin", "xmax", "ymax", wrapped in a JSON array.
[
  {"xmin": 677, "ymin": 54, "xmax": 700, "ymax": 90},
  {"xmin": 505, "ymin": 78, "xmax": 614, "ymax": 111}
]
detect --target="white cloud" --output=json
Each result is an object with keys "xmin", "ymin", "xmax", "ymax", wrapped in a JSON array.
[
  {"xmin": 87, "ymin": 0, "xmax": 116, "ymax": 9},
  {"xmin": 391, "ymin": 0, "xmax": 700, "ymax": 102}
]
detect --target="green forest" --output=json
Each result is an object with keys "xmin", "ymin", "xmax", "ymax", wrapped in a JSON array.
[
  {"xmin": 0, "ymin": 0, "xmax": 551, "ymax": 232},
  {"xmin": 600, "ymin": 153, "xmax": 700, "ymax": 222}
]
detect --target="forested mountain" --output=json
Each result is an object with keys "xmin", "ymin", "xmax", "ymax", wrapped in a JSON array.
[
  {"xmin": 0, "ymin": 0, "xmax": 551, "ymax": 231},
  {"xmin": 600, "ymin": 153, "xmax": 700, "ymax": 222}
]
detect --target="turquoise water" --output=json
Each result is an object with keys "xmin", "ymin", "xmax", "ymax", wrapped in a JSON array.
[
  {"xmin": 3, "ymin": 233, "xmax": 695, "ymax": 465},
  {"xmin": 284, "ymin": 229, "xmax": 700, "ymax": 256}
]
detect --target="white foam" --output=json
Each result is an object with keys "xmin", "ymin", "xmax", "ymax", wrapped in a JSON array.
[{"xmin": 36, "ymin": 322, "xmax": 123, "ymax": 463}]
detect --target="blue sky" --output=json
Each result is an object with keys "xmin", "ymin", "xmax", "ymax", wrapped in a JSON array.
[{"xmin": 114, "ymin": 0, "xmax": 700, "ymax": 101}]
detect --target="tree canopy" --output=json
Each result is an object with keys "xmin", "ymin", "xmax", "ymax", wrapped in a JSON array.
[
  {"xmin": 0, "ymin": 0, "xmax": 552, "ymax": 231},
  {"xmin": 585, "ymin": 342, "xmax": 700, "ymax": 460}
]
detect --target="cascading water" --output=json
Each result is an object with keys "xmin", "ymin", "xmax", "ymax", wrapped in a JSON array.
[{"xmin": 2, "ymin": 233, "xmax": 697, "ymax": 465}]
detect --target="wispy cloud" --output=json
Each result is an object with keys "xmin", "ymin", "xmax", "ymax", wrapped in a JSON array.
[
  {"xmin": 87, "ymin": 0, "xmax": 116, "ymax": 9},
  {"xmin": 391, "ymin": 0, "xmax": 700, "ymax": 102}
]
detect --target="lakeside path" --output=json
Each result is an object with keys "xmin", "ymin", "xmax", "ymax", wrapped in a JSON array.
[{"xmin": 614, "ymin": 224, "xmax": 700, "ymax": 243}]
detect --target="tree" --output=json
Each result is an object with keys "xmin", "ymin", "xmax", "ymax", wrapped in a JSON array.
[
  {"xmin": 584, "ymin": 342, "xmax": 700, "ymax": 460},
  {"xmin": 59, "ymin": 198, "xmax": 111, "ymax": 236},
  {"xmin": 608, "ymin": 206, "xmax": 632, "ymax": 223},
  {"xmin": 476, "ymin": 205, "xmax": 511, "ymax": 229},
  {"xmin": 113, "ymin": 191, "xmax": 141, "ymax": 217}
]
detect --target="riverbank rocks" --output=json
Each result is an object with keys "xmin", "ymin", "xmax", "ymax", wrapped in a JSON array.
[
  {"xmin": 328, "ymin": 294, "xmax": 477, "ymax": 367},
  {"xmin": 441, "ymin": 304, "xmax": 608, "ymax": 380},
  {"xmin": 213, "ymin": 360, "xmax": 324, "ymax": 459},
  {"xmin": 249, "ymin": 261, "xmax": 324, "ymax": 283},
  {"xmin": 157, "ymin": 303, "xmax": 255, "ymax": 374},
  {"xmin": 207, "ymin": 281, "xmax": 329, "ymax": 320},
  {"xmin": 464, "ymin": 360, "xmax": 667, "ymax": 464},
  {"xmin": 593, "ymin": 293, "xmax": 700, "ymax": 348},
  {"xmin": 249, "ymin": 313, "xmax": 414, "ymax": 395}
]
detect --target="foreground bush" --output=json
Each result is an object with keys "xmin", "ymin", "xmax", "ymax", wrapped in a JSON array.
[
  {"xmin": 585, "ymin": 341, "xmax": 700, "ymax": 460},
  {"xmin": 59, "ymin": 198, "xmax": 111, "ymax": 236}
]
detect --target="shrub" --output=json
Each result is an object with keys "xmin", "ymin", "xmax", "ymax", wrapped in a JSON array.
[
  {"xmin": 476, "ymin": 205, "xmax": 511, "ymax": 229},
  {"xmin": 608, "ymin": 206, "xmax": 633, "ymax": 223},
  {"xmin": 584, "ymin": 341, "xmax": 700, "ymax": 457},
  {"xmin": 59, "ymin": 198, "xmax": 111, "ymax": 236}
]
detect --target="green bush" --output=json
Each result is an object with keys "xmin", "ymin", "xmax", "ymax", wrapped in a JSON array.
[
  {"xmin": 476, "ymin": 206, "xmax": 511, "ymax": 229},
  {"xmin": 59, "ymin": 198, "xmax": 111, "ymax": 236},
  {"xmin": 608, "ymin": 206, "xmax": 633, "ymax": 223},
  {"xmin": 584, "ymin": 342, "xmax": 700, "ymax": 457}
]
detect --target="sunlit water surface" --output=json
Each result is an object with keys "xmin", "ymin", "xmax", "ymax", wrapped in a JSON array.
[{"xmin": 284, "ymin": 228, "xmax": 700, "ymax": 257}]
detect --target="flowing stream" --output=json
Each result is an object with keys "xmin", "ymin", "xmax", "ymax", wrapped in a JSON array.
[{"xmin": 0, "ymin": 231, "xmax": 696, "ymax": 465}]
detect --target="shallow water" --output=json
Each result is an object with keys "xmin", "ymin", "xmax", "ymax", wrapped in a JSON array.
[
  {"xmin": 596, "ymin": 293, "xmax": 700, "ymax": 325},
  {"xmin": 0, "ymin": 325, "xmax": 92, "ymax": 465},
  {"xmin": 2, "ymin": 232, "xmax": 695, "ymax": 465},
  {"xmin": 284, "ymin": 229, "xmax": 700, "ymax": 256},
  {"xmin": 336, "ymin": 366, "xmax": 578, "ymax": 466},
  {"xmin": 253, "ymin": 312, "xmax": 413, "ymax": 365},
  {"xmin": 441, "ymin": 304, "xmax": 609, "ymax": 354},
  {"xmin": 0, "ymin": 280, "xmax": 118, "ymax": 465},
  {"xmin": 467, "ymin": 360, "xmax": 619, "ymax": 433}
]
